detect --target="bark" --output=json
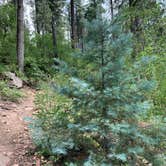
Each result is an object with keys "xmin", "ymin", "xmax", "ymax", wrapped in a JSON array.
[
  {"xmin": 51, "ymin": 14, "xmax": 58, "ymax": 58},
  {"xmin": 35, "ymin": 0, "xmax": 40, "ymax": 34},
  {"xmin": 70, "ymin": 0, "xmax": 75, "ymax": 49},
  {"xmin": 110, "ymin": 0, "xmax": 114, "ymax": 20},
  {"xmin": 48, "ymin": 0, "xmax": 58, "ymax": 58},
  {"xmin": 76, "ymin": 5, "xmax": 79, "ymax": 47},
  {"xmin": 75, "ymin": 4, "xmax": 84, "ymax": 51},
  {"xmin": 129, "ymin": 0, "xmax": 140, "ymax": 34},
  {"xmin": 17, "ymin": 0, "xmax": 24, "ymax": 72}
]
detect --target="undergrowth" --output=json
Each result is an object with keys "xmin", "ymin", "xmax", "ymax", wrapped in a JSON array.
[
  {"xmin": 0, "ymin": 80, "xmax": 24, "ymax": 102},
  {"xmin": 31, "ymin": 75, "xmax": 72, "ymax": 159}
]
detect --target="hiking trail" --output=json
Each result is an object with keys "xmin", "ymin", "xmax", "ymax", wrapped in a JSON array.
[{"xmin": 0, "ymin": 87, "xmax": 36, "ymax": 166}]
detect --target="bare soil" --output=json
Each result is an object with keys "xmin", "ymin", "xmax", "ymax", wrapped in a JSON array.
[{"xmin": 0, "ymin": 87, "xmax": 36, "ymax": 166}]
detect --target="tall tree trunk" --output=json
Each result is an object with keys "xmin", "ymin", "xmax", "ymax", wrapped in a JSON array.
[
  {"xmin": 70, "ymin": 0, "xmax": 75, "ymax": 49},
  {"xmin": 110, "ymin": 0, "xmax": 114, "ymax": 20},
  {"xmin": 17, "ymin": 0, "xmax": 24, "ymax": 72},
  {"xmin": 51, "ymin": 14, "xmax": 58, "ymax": 58},
  {"xmin": 76, "ymin": 5, "xmax": 79, "ymax": 47},
  {"xmin": 35, "ymin": 0, "xmax": 40, "ymax": 34},
  {"xmin": 75, "ymin": 2, "xmax": 84, "ymax": 51}
]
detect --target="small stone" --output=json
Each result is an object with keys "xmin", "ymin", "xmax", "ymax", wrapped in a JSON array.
[
  {"xmin": 2, "ymin": 120, "xmax": 7, "ymax": 124},
  {"xmin": 7, "ymin": 152, "xmax": 13, "ymax": 156},
  {"xmin": 24, "ymin": 127, "xmax": 28, "ymax": 131},
  {"xmin": 13, "ymin": 139, "xmax": 17, "ymax": 143},
  {"xmin": 3, "ymin": 152, "xmax": 7, "ymax": 156},
  {"xmin": 6, "ymin": 129, "xmax": 10, "ymax": 133},
  {"xmin": 2, "ymin": 114, "xmax": 7, "ymax": 117}
]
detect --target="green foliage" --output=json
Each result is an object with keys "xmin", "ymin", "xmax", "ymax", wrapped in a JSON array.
[
  {"xmin": 0, "ymin": 3, "xmax": 16, "ymax": 65},
  {"xmin": 35, "ymin": 0, "xmax": 52, "ymax": 33},
  {"xmin": 0, "ymin": 1, "xmax": 72, "ymax": 86},
  {"xmin": 119, "ymin": 0, "xmax": 166, "ymax": 116},
  {"xmin": 23, "ymin": 32, "xmax": 72, "ymax": 86},
  {"xmin": 0, "ymin": 80, "xmax": 24, "ymax": 102},
  {"xmin": 31, "ymin": 18, "xmax": 166, "ymax": 165},
  {"xmin": 85, "ymin": 0, "xmax": 105, "ymax": 21},
  {"xmin": 0, "ymin": 3, "xmax": 53, "ymax": 84},
  {"xmin": 30, "ymin": 78, "xmax": 72, "ymax": 158},
  {"xmin": 136, "ymin": 51, "xmax": 166, "ymax": 117}
]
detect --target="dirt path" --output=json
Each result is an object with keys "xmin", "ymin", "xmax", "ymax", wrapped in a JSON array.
[{"xmin": 0, "ymin": 87, "xmax": 36, "ymax": 166}]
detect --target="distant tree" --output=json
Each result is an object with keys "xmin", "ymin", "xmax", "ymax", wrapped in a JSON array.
[
  {"xmin": 85, "ymin": 0, "xmax": 104, "ymax": 21},
  {"xmin": 70, "ymin": 0, "xmax": 75, "ymax": 49},
  {"xmin": 34, "ymin": 0, "xmax": 40, "ymax": 34},
  {"xmin": 34, "ymin": 0, "xmax": 51, "ymax": 35},
  {"xmin": 110, "ymin": 0, "xmax": 114, "ymax": 19},
  {"xmin": 48, "ymin": 0, "xmax": 65, "ymax": 58},
  {"xmin": 85, "ymin": 0, "xmax": 98, "ymax": 21},
  {"xmin": 75, "ymin": 0, "xmax": 84, "ymax": 50},
  {"xmin": 128, "ymin": 0, "xmax": 141, "ymax": 35}
]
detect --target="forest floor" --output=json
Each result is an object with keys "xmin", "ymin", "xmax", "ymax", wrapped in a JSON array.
[{"xmin": 0, "ymin": 87, "xmax": 37, "ymax": 166}]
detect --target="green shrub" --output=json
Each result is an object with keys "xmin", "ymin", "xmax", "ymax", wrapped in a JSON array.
[
  {"xmin": 30, "ymin": 81, "xmax": 72, "ymax": 159},
  {"xmin": 136, "ymin": 44, "xmax": 166, "ymax": 117},
  {"xmin": 0, "ymin": 80, "xmax": 24, "ymax": 102}
]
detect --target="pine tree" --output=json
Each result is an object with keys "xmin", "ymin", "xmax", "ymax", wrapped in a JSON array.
[
  {"xmin": 31, "ymin": 15, "xmax": 165, "ymax": 166},
  {"xmin": 85, "ymin": 0, "xmax": 104, "ymax": 21},
  {"xmin": 52, "ymin": 18, "xmax": 162, "ymax": 165},
  {"xmin": 48, "ymin": 0, "xmax": 65, "ymax": 57},
  {"xmin": 34, "ymin": 0, "xmax": 52, "ymax": 35}
]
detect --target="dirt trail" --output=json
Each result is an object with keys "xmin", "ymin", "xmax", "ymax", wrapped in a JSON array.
[{"xmin": 0, "ymin": 87, "xmax": 36, "ymax": 166}]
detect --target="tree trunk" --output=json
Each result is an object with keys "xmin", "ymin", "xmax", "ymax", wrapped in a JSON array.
[
  {"xmin": 70, "ymin": 0, "xmax": 75, "ymax": 49},
  {"xmin": 35, "ymin": 0, "xmax": 40, "ymax": 34},
  {"xmin": 129, "ymin": 0, "xmax": 139, "ymax": 34},
  {"xmin": 17, "ymin": 0, "xmax": 24, "ymax": 72},
  {"xmin": 51, "ymin": 14, "xmax": 58, "ymax": 58},
  {"xmin": 110, "ymin": 0, "xmax": 114, "ymax": 20},
  {"xmin": 75, "ymin": 2, "xmax": 84, "ymax": 51}
]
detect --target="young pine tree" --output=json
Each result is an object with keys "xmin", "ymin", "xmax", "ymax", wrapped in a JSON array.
[
  {"xmin": 54, "ymin": 17, "xmax": 163, "ymax": 165},
  {"xmin": 32, "ymin": 18, "xmax": 165, "ymax": 165}
]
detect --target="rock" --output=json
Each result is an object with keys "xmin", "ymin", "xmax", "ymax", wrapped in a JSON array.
[
  {"xmin": 2, "ymin": 120, "xmax": 7, "ymax": 124},
  {"xmin": 24, "ymin": 127, "xmax": 28, "ymax": 132},
  {"xmin": 13, "ymin": 139, "xmax": 17, "ymax": 143},
  {"xmin": 6, "ymin": 152, "xmax": 13, "ymax": 157},
  {"xmin": 3, "ymin": 72, "xmax": 23, "ymax": 88},
  {"xmin": 6, "ymin": 129, "xmax": 10, "ymax": 133},
  {"xmin": 1, "ymin": 114, "xmax": 7, "ymax": 117},
  {"xmin": 3, "ymin": 152, "xmax": 7, "ymax": 156}
]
